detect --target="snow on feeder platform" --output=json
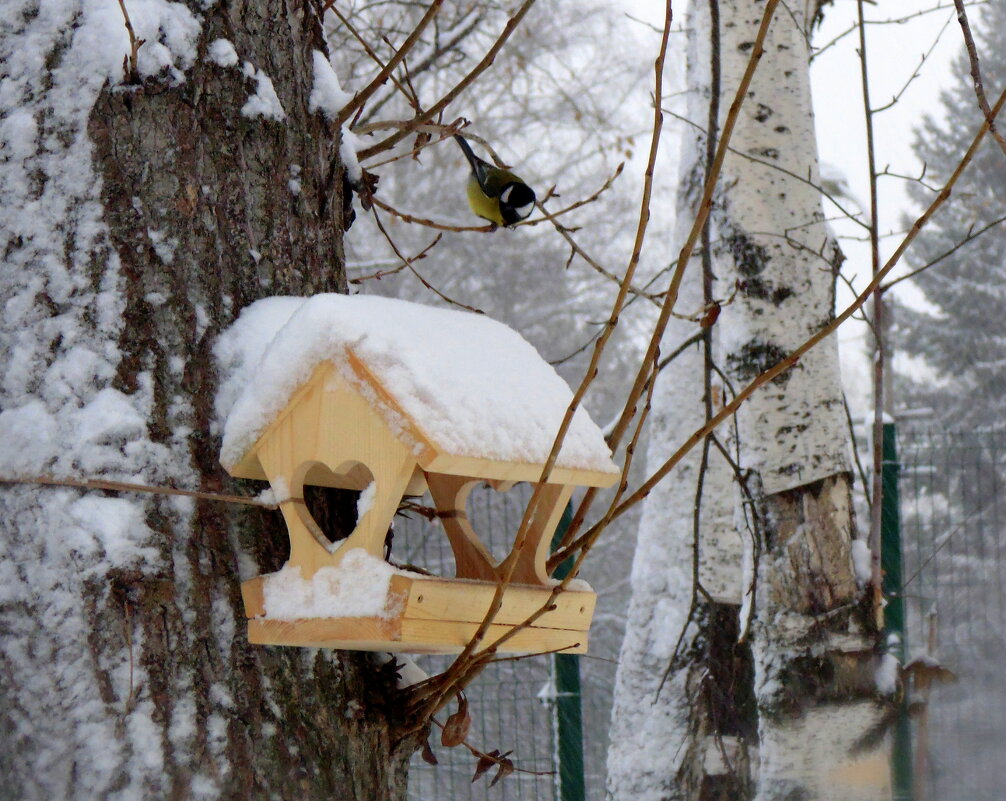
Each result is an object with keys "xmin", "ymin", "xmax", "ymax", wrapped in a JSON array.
[{"xmin": 216, "ymin": 294, "xmax": 619, "ymax": 654}]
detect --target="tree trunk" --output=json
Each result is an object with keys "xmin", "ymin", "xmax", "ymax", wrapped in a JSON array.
[
  {"xmin": 606, "ymin": 32, "xmax": 753, "ymax": 788},
  {"xmin": 709, "ymin": 0, "xmax": 889, "ymax": 798},
  {"xmin": 608, "ymin": 0, "xmax": 889, "ymax": 798},
  {"xmin": 0, "ymin": 1, "xmax": 419, "ymax": 798}
]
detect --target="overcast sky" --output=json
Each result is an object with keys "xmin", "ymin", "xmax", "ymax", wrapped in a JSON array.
[{"xmin": 812, "ymin": 0, "xmax": 966, "ymax": 414}]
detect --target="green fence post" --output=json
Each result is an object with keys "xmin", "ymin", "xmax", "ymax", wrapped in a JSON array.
[
  {"xmin": 551, "ymin": 503, "xmax": 585, "ymax": 801},
  {"xmin": 882, "ymin": 421, "xmax": 912, "ymax": 801}
]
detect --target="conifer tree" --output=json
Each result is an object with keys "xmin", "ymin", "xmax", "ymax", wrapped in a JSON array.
[{"xmin": 897, "ymin": 1, "xmax": 1006, "ymax": 427}]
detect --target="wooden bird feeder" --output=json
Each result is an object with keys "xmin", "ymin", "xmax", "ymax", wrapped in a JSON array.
[{"xmin": 219, "ymin": 295, "xmax": 619, "ymax": 655}]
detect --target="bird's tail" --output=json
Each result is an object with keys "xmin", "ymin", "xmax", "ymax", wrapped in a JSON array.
[{"xmin": 453, "ymin": 135, "xmax": 481, "ymax": 174}]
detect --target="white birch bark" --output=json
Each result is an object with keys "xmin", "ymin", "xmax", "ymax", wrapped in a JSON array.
[
  {"xmin": 606, "ymin": 272, "xmax": 739, "ymax": 801},
  {"xmin": 707, "ymin": 0, "xmax": 890, "ymax": 798}
]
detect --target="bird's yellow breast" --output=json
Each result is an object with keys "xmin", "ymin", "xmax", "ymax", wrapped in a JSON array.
[{"xmin": 466, "ymin": 174, "xmax": 506, "ymax": 226}]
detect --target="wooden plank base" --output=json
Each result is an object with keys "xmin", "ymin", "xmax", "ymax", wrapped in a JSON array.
[{"xmin": 242, "ymin": 573, "xmax": 594, "ymax": 655}]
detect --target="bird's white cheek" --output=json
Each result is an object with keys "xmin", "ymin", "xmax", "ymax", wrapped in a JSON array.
[
  {"xmin": 500, "ymin": 185, "xmax": 513, "ymax": 204},
  {"xmin": 514, "ymin": 201, "xmax": 534, "ymax": 219}
]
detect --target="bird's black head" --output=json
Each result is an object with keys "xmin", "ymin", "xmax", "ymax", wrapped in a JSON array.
[{"xmin": 499, "ymin": 182, "xmax": 536, "ymax": 227}]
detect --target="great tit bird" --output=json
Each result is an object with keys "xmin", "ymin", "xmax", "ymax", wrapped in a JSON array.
[{"xmin": 454, "ymin": 135, "xmax": 536, "ymax": 228}]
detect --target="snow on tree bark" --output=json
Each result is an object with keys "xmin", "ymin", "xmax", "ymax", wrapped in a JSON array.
[
  {"xmin": 0, "ymin": 1, "xmax": 419, "ymax": 798},
  {"xmin": 606, "ymin": 18, "xmax": 748, "ymax": 786},
  {"xmin": 605, "ymin": 298, "xmax": 717, "ymax": 801}
]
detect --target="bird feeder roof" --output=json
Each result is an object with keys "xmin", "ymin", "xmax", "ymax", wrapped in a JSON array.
[{"xmin": 216, "ymin": 294, "xmax": 619, "ymax": 487}]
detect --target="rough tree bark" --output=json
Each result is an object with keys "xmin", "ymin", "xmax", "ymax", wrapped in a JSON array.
[
  {"xmin": 0, "ymin": 1, "xmax": 420, "ymax": 798},
  {"xmin": 608, "ymin": 0, "xmax": 889, "ymax": 799}
]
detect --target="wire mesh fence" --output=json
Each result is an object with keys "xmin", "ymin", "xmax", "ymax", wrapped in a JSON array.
[
  {"xmin": 397, "ymin": 482, "xmax": 620, "ymax": 801},
  {"xmin": 898, "ymin": 428, "xmax": 1006, "ymax": 801}
]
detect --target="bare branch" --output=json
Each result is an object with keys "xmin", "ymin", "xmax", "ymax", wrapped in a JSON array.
[
  {"xmin": 369, "ymin": 206, "xmax": 483, "ymax": 313},
  {"xmin": 324, "ymin": 2, "xmax": 420, "ymax": 113},
  {"xmin": 116, "ymin": 0, "xmax": 145, "ymax": 83},
  {"xmin": 880, "ymin": 213, "xmax": 1006, "ymax": 290},
  {"xmin": 349, "ymin": 232, "xmax": 443, "ymax": 283},
  {"xmin": 371, "ymin": 196, "xmax": 491, "ymax": 232},
  {"xmin": 952, "ymin": 0, "xmax": 1006, "ymax": 156},
  {"xmin": 562, "ymin": 0, "xmax": 783, "ymax": 555},
  {"xmin": 356, "ymin": 0, "xmax": 539, "ymax": 162},
  {"xmin": 336, "ymin": 0, "xmax": 442, "ymax": 124},
  {"xmin": 1, "ymin": 474, "xmax": 277, "ymax": 509},
  {"xmin": 602, "ymin": 83, "xmax": 1006, "ymax": 529},
  {"xmin": 872, "ymin": 11, "xmax": 954, "ymax": 114}
]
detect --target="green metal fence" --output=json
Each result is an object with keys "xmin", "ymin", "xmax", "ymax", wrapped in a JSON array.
[
  {"xmin": 896, "ymin": 428, "xmax": 1006, "ymax": 801},
  {"xmin": 399, "ymin": 483, "xmax": 619, "ymax": 801}
]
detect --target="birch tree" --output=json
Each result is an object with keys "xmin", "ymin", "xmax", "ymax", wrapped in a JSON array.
[
  {"xmin": 609, "ymin": 1, "xmax": 888, "ymax": 798},
  {"xmin": 0, "ymin": 1, "xmax": 421, "ymax": 798}
]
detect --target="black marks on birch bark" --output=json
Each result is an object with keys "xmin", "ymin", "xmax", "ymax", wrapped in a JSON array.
[
  {"xmin": 723, "ymin": 230, "xmax": 794, "ymax": 307},
  {"xmin": 726, "ymin": 340, "xmax": 791, "ymax": 383}
]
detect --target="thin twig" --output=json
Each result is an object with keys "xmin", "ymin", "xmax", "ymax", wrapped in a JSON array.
[
  {"xmin": 531, "ymin": 163, "xmax": 626, "ymax": 221},
  {"xmin": 598, "ymin": 83, "xmax": 1006, "ymax": 530},
  {"xmin": 952, "ymin": 0, "xmax": 1006, "ymax": 156},
  {"xmin": 325, "ymin": 0, "xmax": 440, "ymax": 120},
  {"xmin": 537, "ymin": 203, "xmax": 661, "ymax": 305},
  {"xmin": 484, "ymin": 644, "xmax": 578, "ymax": 664},
  {"xmin": 844, "ymin": 392, "xmax": 873, "ymax": 515},
  {"xmin": 356, "ymin": 11, "xmax": 486, "ymax": 127},
  {"xmin": 1, "ymin": 474, "xmax": 277, "ymax": 509},
  {"xmin": 411, "ymin": 0, "xmax": 676, "ymax": 721},
  {"xmin": 371, "ymin": 196, "xmax": 492, "ymax": 232},
  {"xmin": 349, "ymin": 232, "xmax": 443, "ymax": 283},
  {"xmin": 563, "ymin": 0, "xmax": 782, "ymax": 554},
  {"xmin": 116, "ymin": 0, "xmax": 144, "ymax": 83},
  {"xmin": 859, "ymin": 0, "xmax": 886, "ymax": 606},
  {"xmin": 810, "ymin": 1, "xmax": 985, "ymax": 62},
  {"xmin": 356, "ymin": 0, "xmax": 539, "ymax": 162},
  {"xmin": 370, "ymin": 205, "xmax": 484, "ymax": 313},
  {"xmin": 880, "ymin": 213, "xmax": 1006, "ymax": 291},
  {"xmin": 871, "ymin": 11, "xmax": 954, "ymax": 114}
]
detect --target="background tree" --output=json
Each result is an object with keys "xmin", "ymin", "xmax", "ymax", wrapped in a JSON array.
[{"xmin": 895, "ymin": 0, "xmax": 1006, "ymax": 428}]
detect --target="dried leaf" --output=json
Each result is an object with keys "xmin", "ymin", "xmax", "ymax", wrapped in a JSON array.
[
  {"xmin": 355, "ymin": 169, "xmax": 380, "ymax": 211},
  {"xmin": 440, "ymin": 693, "xmax": 471, "ymax": 747},
  {"xmin": 412, "ymin": 131, "xmax": 432, "ymax": 161},
  {"xmin": 471, "ymin": 750, "xmax": 499, "ymax": 784},
  {"xmin": 421, "ymin": 740, "xmax": 438, "ymax": 765},
  {"xmin": 700, "ymin": 301, "xmax": 721, "ymax": 328},
  {"xmin": 490, "ymin": 757, "xmax": 514, "ymax": 787},
  {"xmin": 904, "ymin": 658, "xmax": 958, "ymax": 686}
]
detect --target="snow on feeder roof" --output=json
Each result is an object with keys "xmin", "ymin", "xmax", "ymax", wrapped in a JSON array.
[
  {"xmin": 219, "ymin": 294, "xmax": 619, "ymax": 486},
  {"xmin": 215, "ymin": 294, "xmax": 617, "ymax": 655}
]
